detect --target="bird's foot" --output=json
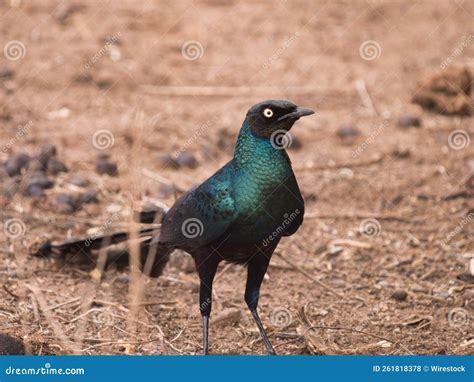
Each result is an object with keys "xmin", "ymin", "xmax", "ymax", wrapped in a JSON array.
[{"xmin": 266, "ymin": 346, "xmax": 277, "ymax": 355}]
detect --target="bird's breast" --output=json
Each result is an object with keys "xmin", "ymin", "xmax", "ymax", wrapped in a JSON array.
[{"xmin": 227, "ymin": 165, "xmax": 303, "ymax": 245}]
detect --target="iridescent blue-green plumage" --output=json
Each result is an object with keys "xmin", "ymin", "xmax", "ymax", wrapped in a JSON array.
[{"xmin": 159, "ymin": 120, "xmax": 304, "ymax": 261}]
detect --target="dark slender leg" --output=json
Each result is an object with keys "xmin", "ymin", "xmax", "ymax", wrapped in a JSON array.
[
  {"xmin": 245, "ymin": 254, "xmax": 276, "ymax": 355},
  {"xmin": 202, "ymin": 315, "xmax": 209, "ymax": 355},
  {"xmin": 195, "ymin": 254, "xmax": 220, "ymax": 355}
]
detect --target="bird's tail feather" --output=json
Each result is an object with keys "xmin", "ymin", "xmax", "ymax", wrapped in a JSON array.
[{"xmin": 32, "ymin": 226, "xmax": 171, "ymax": 278}]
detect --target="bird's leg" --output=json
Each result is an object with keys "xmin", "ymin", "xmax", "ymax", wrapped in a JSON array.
[
  {"xmin": 195, "ymin": 255, "xmax": 220, "ymax": 355},
  {"xmin": 245, "ymin": 255, "xmax": 276, "ymax": 355}
]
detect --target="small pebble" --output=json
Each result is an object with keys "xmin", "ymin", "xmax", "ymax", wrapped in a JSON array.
[
  {"xmin": 456, "ymin": 272, "xmax": 474, "ymax": 283},
  {"xmin": 213, "ymin": 308, "xmax": 242, "ymax": 328},
  {"xmin": 95, "ymin": 75, "xmax": 114, "ymax": 90},
  {"xmin": 463, "ymin": 290, "xmax": 474, "ymax": 308},
  {"xmin": 398, "ymin": 113, "xmax": 421, "ymax": 128},
  {"xmin": 38, "ymin": 144, "xmax": 57, "ymax": 169},
  {"xmin": 104, "ymin": 35, "xmax": 121, "ymax": 46},
  {"xmin": 5, "ymin": 153, "xmax": 31, "ymax": 177},
  {"xmin": 157, "ymin": 154, "xmax": 179, "ymax": 169},
  {"xmin": 0, "ymin": 334, "xmax": 25, "ymax": 355},
  {"xmin": 391, "ymin": 290, "xmax": 408, "ymax": 301},
  {"xmin": 26, "ymin": 172, "xmax": 54, "ymax": 190},
  {"xmin": 68, "ymin": 175, "xmax": 89, "ymax": 187},
  {"xmin": 0, "ymin": 66, "xmax": 15, "ymax": 80},
  {"xmin": 176, "ymin": 151, "xmax": 198, "ymax": 169},
  {"xmin": 54, "ymin": 3, "xmax": 83, "ymax": 24},
  {"xmin": 115, "ymin": 274, "xmax": 130, "ymax": 284},
  {"xmin": 391, "ymin": 147, "xmax": 411, "ymax": 159},
  {"xmin": 336, "ymin": 125, "xmax": 360, "ymax": 139},
  {"xmin": 40, "ymin": 144, "xmax": 57, "ymax": 157},
  {"xmin": 82, "ymin": 203, "xmax": 101, "ymax": 215},
  {"xmin": 56, "ymin": 192, "xmax": 76, "ymax": 213},
  {"xmin": 97, "ymin": 153, "xmax": 110, "ymax": 160},
  {"xmin": 80, "ymin": 190, "xmax": 99, "ymax": 204},
  {"xmin": 73, "ymin": 72, "xmax": 93, "ymax": 83},
  {"xmin": 26, "ymin": 185, "xmax": 45, "ymax": 198},
  {"xmin": 157, "ymin": 183, "xmax": 175, "ymax": 198},
  {"xmin": 47, "ymin": 157, "xmax": 68, "ymax": 175},
  {"xmin": 96, "ymin": 158, "xmax": 118, "ymax": 176},
  {"xmin": 47, "ymin": 107, "xmax": 71, "ymax": 120}
]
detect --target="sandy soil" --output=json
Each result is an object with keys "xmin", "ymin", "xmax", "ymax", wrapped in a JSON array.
[{"xmin": 0, "ymin": 0, "xmax": 473, "ymax": 355}]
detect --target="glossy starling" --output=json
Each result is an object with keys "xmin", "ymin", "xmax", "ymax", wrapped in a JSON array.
[{"xmin": 36, "ymin": 100, "xmax": 314, "ymax": 355}]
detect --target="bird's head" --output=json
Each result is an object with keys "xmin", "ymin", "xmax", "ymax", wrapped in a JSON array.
[{"xmin": 245, "ymin": 99, "xmax": 314, "ymax": 139}]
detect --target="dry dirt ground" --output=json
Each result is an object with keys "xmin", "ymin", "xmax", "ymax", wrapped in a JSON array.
[{"xmin": 0, "ymin": 0, "xmax": 473, "ymax": 355}]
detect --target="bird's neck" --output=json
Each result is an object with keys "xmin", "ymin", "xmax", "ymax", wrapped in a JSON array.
[{"xmin": 233, "ymin": 121, "xmax": 291, "ymax": 170}]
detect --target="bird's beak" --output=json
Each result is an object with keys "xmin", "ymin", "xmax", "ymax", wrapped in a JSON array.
[{"xmin": 278, "ymin": 106, "xmax": 315, "ymax": 121}]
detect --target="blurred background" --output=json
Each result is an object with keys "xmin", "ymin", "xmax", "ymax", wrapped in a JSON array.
[{"xmin": 0, "ymin": 0, "xmax": 472, "ymax": 355}]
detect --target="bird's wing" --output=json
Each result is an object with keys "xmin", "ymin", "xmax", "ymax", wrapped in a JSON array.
[{"xmin": 158, "ymin": 163, "xmax": 236, "ymax": 249}]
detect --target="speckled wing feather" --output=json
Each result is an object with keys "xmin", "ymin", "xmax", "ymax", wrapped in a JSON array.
[{"xmin": 158, "ymin": 162, "xmax": 236, "ymax": 249}]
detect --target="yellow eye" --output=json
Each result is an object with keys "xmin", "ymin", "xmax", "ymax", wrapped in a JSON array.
[{"xmin": 263, "ymin": 108, "xmax": 273, "ymax": 118}]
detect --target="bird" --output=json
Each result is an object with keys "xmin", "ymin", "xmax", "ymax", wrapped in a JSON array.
[{"xmin": 35, "ymin": 99, "xmax": 314, "ymax": 355}]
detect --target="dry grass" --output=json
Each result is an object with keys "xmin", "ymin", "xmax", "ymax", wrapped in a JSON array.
[{"xmin": 0, "ymin": 0, "xmax": 473, "ymax": 355}]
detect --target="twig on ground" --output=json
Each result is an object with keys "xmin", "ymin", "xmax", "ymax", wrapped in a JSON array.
[
  {"xmin": 355, "ymin": 79, "xmax": 380, "ymax": 116},
  {"xmin": 298, "ymin": 306, "xmax": 413, "ymax": 354},
  {"xmin": 273, "ymin": 252, "xmax": 345, "ymax": 299},
  {"xmin": 44, "ymin": 297, "xmax": 81, "ymax": 312},
  {"xmin": 25, "ymin": 283, "xmax": 80, "ymax": 354},
  {"xmin": 3, "ymin": 284, "xmax": 19, "ymax": 299}
]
